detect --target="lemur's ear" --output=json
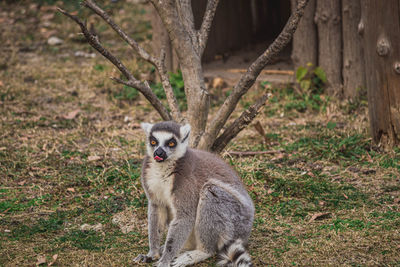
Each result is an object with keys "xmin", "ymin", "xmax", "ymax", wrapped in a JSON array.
[
  {"xmin": 140, "ymin": 122, "xmax": 153, "ymax": 135},
  {"xmin": 180, "ymin": 124, "xmax": 191, "ymax": 143}
]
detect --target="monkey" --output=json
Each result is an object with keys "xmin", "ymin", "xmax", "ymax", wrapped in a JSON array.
[{"xmin": 134, "ymin": 121, "xmax": 254, "ymax": 267}]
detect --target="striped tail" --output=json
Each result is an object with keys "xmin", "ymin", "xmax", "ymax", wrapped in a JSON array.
[{"xmin": 217, "ymin": 239, "xmax": 253, "ymax": 267}]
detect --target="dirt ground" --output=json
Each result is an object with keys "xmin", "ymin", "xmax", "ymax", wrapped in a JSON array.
[{"xmin": 1, "ymin": 1, "xmax": 400, "ymax": 267}]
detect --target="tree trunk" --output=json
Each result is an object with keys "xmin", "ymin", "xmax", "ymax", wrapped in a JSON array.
[
  {"xmin": 150, "ymin": 6, "xmax": 176, "ymax": 73},
  {"xmin": 362, "ymin": 0, "xmax": 400, "ymax": 147},
  {"xmin": 290, "ymin": 0, "xmax": 317, "ymax": 68},
  {"xmin": 151, "ymin": 1, "xmax": 210, "ymax": 147},
  {"xmin": 342, "ymin": 0, "xmax": 365, "ymax": 99},
  {"xmin": 315, "ymin": 0, "xmax": 342, "ymax": 95}
]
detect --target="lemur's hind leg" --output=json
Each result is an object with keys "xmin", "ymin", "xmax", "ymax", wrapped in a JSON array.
[
  {"xmin": 171, "ymin": 250, "xmax": 211, "ymax": 267},
  {"xmin": 195, "ymin": 183, "xmax": 253, "ymax": 253}
]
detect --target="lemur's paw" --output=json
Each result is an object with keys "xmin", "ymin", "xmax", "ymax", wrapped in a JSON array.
[
  {"xmin": 170, "ymin": 258, "xmax": 184, "ymax": 267},
  {"xmin": 152, "ymin": 260, "xmax": 171, "ymax": 267},
  {"xmin": 134, "ymin": 254, "xmax": 154, "ymax": 263}
]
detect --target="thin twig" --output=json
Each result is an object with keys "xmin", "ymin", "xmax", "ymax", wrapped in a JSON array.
[
  {"xmin": 228, "ymin": 69, "xmax": 295, "ymax": 75},
  {"xmin": 157, "ymin": 48, "xmax": 183, "ymax": 122},
  {"xmin": 58, "ymin": 8, "xmax": 172, "ymax": 121},
  {"xmin": 211, "ymin": 93, "xmax": 269, "ymax": 153},
  {"xmin": 83, "ymin": 0, "xmax": 158, "ymax": 65},
  {"xmin": 201, "ymin": 0, "xmax": 309, "ymax": 150},
  {"xmin": 198, "ymin": 0, "xmax": 220, "ymax": 56},
  {"xmin": 226, "ymin": 150, "xmax": 284, "ymax": 156}
]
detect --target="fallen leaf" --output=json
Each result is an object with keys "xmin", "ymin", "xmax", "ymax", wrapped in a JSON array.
[
  {"xmin": 366, "ymin": 153, "xmax": 373, "ymax": 163},
  {"xmin": 212, "ymin": 77, "xmax": 227, "ymax": 89},
  {"xmin": 88, "ymin": 155, "xmax": 101, "ymax": 161},
  {"xmin": 36, "ymin": 255, "xmax": 46, "ymax": 266},
  {"xmin": 67, "ymin": 188, "xmax": 75, "ymax": 192},
  {"xmin": 63, "ymin": 109, "xmax": 80, "ymax": 120},
  {"xmin": 18, "ymin": 180, "xmax": 26, "ymax": 186},
  {"xmin": 80, "ymin": 223, "xmax": 103, "ymax": 232},
  {"xmin": 271, "ymin": 153, "xmax": 285, "ymax": 161},
  {"xmin": 48, "ymin": 254, "xmax": 58, "ymax": 266},
  {"xmin": 307, "ymin": 172, "xmax": 315, "ymax": 177},
  {"xmin": 309, "ymin": 212, "xmax": 331, "ymax": 222},
  {"xmin": 253, "ymin": 121, "xmax": 269, "ymax": 144},
  {"xmin": 41, "ymin": 13, "xmax": 55, "ymax": 21},
  {"xmin": 40, "ymin": 5, "xmax": 58, "ymax": 12},
  {"xmin": 40, "ymin": 28, "xmax": 57, "ymax": 39}
]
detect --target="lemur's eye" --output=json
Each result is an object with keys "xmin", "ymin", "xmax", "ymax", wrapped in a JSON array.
[
  {"xmin": 150, "ymin": 139, "xmax": 157, "ymax": 146},
  {"xmin": 168, "ymin": 140, "xmax": 176, "ymax": 147}
]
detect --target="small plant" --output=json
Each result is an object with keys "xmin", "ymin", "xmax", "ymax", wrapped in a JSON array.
[
  {"xmin": 113, "ymin": 85, "xmax": 140, "ymax": 101},
  {"xmin": 276, "ymin": 64, "xmax": 329, "ymax": 113},
  {"xmin": 296, "ymin": 63, "xmax": 327, "ymax": 95}
]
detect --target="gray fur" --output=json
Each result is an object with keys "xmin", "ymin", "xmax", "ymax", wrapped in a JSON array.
[
  {"xmin": 150, "ymin": 121, "xmax": 182, "ymax": 139},
  {"xmin": 135, "ymin": 122, "xmax": 255, "ymax": 267}
]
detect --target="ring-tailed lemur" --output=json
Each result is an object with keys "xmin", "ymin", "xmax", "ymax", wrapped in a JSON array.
[{"xmin": 134, "ymin": 121, "xmax": 254, "ymax": 267}]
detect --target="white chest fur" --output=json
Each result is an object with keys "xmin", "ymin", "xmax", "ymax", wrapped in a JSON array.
[{"xmin": 145, "ymin": 161, "xmax": 175, "ymax": 208}]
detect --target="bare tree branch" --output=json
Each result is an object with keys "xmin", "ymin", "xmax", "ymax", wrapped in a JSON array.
[
  {"xmin": 200, "ymin": 0, "xmax": 309, "ymax": 150},
  {"xmin": 58, "ymin": 8, "xmax": 172, "ymax": 121},
  {"xmin": 158, "ymin": 48, "xmax": 183, "ymax": 122},
  {"xmin": 83, "ymin": 0, "xmax": 158, "ymax": 65},
  {"xmin": 226, "ymin": 150, "xmax": 284, "ymax": 156},
  {"xmin": 198, "ymin": 0, "xmax": 220, "ymax": 56},
  {"xmin": 211, "ymin": 93, "xmax": 269, "ymax": 153}
]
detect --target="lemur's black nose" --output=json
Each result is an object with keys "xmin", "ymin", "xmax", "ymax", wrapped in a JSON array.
[{"xmin": 154, "ymin": 147, "xmax": 167, "ymax": 162}]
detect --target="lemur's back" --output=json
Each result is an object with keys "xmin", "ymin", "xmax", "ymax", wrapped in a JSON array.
[{"xmin": 173, "ymin": 148, "xmax": 250, "ymax": 197}]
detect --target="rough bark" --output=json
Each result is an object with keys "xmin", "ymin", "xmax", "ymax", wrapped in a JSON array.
[
  {"xmin": 315, "ymin": 0, "xmax": 342, "ymax": 95},
  {"xmin": 290, "ymin": 0, "xmax": 317, "ymax": 68},
  {"xmin": 342, "ymin": 0, "xmax": 365, "ymax": 99},
  {"xmin": 362, "ymin": 0, "xmax": 400, "ymax": 147}
]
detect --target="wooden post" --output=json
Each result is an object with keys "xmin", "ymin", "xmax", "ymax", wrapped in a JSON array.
[
  {"xmin": 150, "ymin": 6, "xmax": 177, "ymax": 73},
  {"xmin": 342, "ymin": 0, "xmax": 365, "ymax": 99},
  {"xmin": 362, "ymin": 0, "xmax": 400, "ymax": 147},
  {"xmin": 290, "ymin": 0, "xmax": 317, "ymax": 69},
  {"xmin": 315, "ymin": 0, "xmax": 342, "ymax": 96}
]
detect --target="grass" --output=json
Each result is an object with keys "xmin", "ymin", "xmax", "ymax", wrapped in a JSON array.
[{"xmin": 1, "ymin": 1, "xmax": 400, "ymax": 266}]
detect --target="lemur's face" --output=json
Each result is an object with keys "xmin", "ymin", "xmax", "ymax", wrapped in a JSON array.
[{"xmin": 141, "ymin": 122, "xmax": 190, "ymax": 163}]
